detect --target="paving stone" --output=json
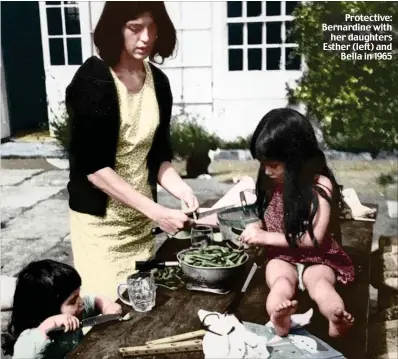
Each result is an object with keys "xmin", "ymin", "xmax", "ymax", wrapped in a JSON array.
[
  {"xmin": 0, "ymin": 142, "xmax": 64, "ymax": 159},
  {"xmin": 1, "ymin": 199, "xmax": 69, "ymax": 240},
  {"xmin": 40, "ymin": 241, "xmax": 74, "ymax": 269},
  {"xmin": 1, "ymin": 185, "xmax": 64, "ymax": 213},
  {"xmin": 24, "ymin": 170, "xmax": 69, "ymax": 187},
  {"xmin": 1, "ymin": 207, "xmax": 23, "ymax": 223},
  {"xmin": 1, "ymin": 237, "xmax": 62, "ymax": 276},
  {"xmin": 0, "ymin": 169, "xmax": 43, "ymax": 186}
]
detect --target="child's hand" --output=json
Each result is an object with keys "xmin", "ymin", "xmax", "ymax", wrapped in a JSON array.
[
  {"xmin": 240, "ymin": 224, "xmax": 267, "ymax": 245},
  {"xmin": 39, "ymin": 313, "xmax": 80, "ymax": 336},
  {"xmin": 53, "ymin": 313, "xmax": 81, "ymax": 332},
  {"xmin": 102, "ymin": 302, "xmax": 122, "ymax": 315}
]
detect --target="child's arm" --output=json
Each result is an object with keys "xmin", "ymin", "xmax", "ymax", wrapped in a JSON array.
[
  {"xmin": 246, "ymin": 220, "xmax": 264, "ymax": 229},
  {"xmin": 13, "ymin": 314, "xmax": 80, "ymax": 359},
  {"xmin": 241, "ymin": 175, "xmax": 333, "ymax": 248},
  {"xmin": 94, "ymin": 296, "xmax": 122, "ymax": 315},
  {"xmin": 12, "ymin": 329, "xmax": 51, "ymax": 359}
]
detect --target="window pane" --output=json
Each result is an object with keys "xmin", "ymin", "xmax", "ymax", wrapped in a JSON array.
[
  {"xmin": 46, "ymin": 1, "xmax": 61, "ymax": 4},
  {"xmin": 247, "ymin": 1, "xmax": 262, "ymax": 17},
  {"xmin": 266, "ymin": 1, "xmax": 280, "ymax": 16},
  {"xmin": 285, "ymin": 21, "xmax": 296, "ymax": 44},
  {"xmin": 49, "ymin": 38, "xmax": 65, "ymax": 65},
  {"xmin": 266, "ymin": 22, "xmax": 282, "ymax": 44},
  {"xmin": 64, "ymin": 7, "xmax": 81, "ymax": 35},
  {"xmin": 67, "ymin": 38, "xmax": 82, "ymax": 65},
  {"xmin": 286, "ymin": 1, "xmax": 299, "ymax": 15},
  {"xmin": 228, "ymin": 23, "xmax": 243, "ymax": 45},
  {"xmin": 266, "ymin": 48, "xmax": 280, "ymax": 70},
  {"xmin": 227, "ymin": 1, "xmax": 242, "ymax": 18},
  {"xmin": 64, "ymin": 1, "xmax": 78, "ymax": 4},
  {"xmin": 46, "ymin": 7, "xmax": 63, "ymax": 35},
  {"xmin": 248, "ymin": 22, "xmax": 262, "ymax": 45},
  {"xmin": 229, "ymin": 49, "xmax": 243, "ymax": 71},
  {"xmin": 286, "ymin": 48, "xmax": 301, "ymax": 70},
  {"xmin": 248, "ymin": 49, "xmax": 262, "ymax": 70}
]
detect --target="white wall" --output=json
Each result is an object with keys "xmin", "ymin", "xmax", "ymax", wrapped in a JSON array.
[
  {"xmin": 210, "ymin": 2, "xmax": 304, "ymax": 140},
  {"xmin": 161, "ymin": 2, "xmax": 304, "ymax": 141},
  {"xmin": 1, "ymin": 48, "xmax": 11, "ymax": 140},
  {"xmin": 158, "ymin": 1, "xmax": 214, "ymax": 130}
]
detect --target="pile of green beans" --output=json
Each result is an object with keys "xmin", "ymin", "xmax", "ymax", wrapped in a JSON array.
[{"xmin": 180, "ymin": 245, "xmax": 247, "ymax": 268}]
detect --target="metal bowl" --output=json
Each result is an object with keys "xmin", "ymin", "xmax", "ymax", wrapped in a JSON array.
[{"xmin": 176, "ymin": 248, "xmax": 249, "ymax": 289}]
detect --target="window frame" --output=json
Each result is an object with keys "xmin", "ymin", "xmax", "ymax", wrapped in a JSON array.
[
  {"xmin": 41, "ymin": 1, "xmax": 85, "ymax": 66},
  {"xmin": 226, "ymin": 1, "xmax": 301, "ymax": 72}
]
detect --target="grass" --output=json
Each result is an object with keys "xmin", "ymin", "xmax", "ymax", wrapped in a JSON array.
[{"xmin": 173, "ymin": 159, "xmax": 398, "ymax": 200}]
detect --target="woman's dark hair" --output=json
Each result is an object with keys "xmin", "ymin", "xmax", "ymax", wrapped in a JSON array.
[
  {"xmin": 94, "ymin": 1, "xmax": 177, "ymax": 67},
  {"xmin": 250, "ymin": 108, "xmax": 344, "ymax": 247},
  {"xmin": 4, "ymin": 260, "xmax": 81, "ymax": 355}
]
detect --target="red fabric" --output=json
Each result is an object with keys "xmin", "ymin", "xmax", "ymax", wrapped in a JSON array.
[{"xmin": 264, "ymin": 185, "xmax": 355, "ymax": 284}]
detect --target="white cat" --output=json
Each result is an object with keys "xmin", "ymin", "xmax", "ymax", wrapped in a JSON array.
[{"xmin": 208, "ymin": 148, "xmax": 221, "ymax": 162}]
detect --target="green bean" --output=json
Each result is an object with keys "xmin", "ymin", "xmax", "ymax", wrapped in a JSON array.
[
  {"xmin": 226, "ymin": 259, "xmax": 235, "ymax": 266},
  {"xmin": 236, "ymin": 253, "xmax": 246, "ymax": 265},
  {"xmin": 180, "ymin": 245, "xmax": 247, "ymax": 268}
]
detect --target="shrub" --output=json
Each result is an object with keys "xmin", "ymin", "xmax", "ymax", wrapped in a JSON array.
[
  {"xmin": 52, "ymin": 108, "xmax": 251, "ymax": 160},
  {"xmin": 170, "ymin": 114, "xmax": 223, "ymax": 159},
  {"xmin": 287, "ymin": 1, "xmax": 398, "ymax": 153},
  {"xmin": 221, "ymin": 135, "xmax": 252, "ymax": 150},
  {"xmin": 50, "ymin": 102, "xmax": 69, "ymax": 155}
]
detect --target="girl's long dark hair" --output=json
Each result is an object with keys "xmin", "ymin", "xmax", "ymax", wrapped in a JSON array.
[
  {"xmin": 3, "ymin": 260, "xmax": 81, "ymax": 355},
  {"xmin": 250, "ymin": 108, "xmax": 344, "ymax": 247}
]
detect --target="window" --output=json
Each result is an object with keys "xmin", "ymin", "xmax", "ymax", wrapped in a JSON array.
[
  {"xmin": 226, "ymin": 1, "xmax": 301, "ymax": 71},
  {"xmin": 45, "ymin": 1, "xmax": 82, "ymax": 65}
]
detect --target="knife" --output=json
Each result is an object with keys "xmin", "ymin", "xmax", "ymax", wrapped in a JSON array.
[
  {"xmin": 45, "ymin": 313, "xmax": 124, "ymax": 335},
  {"xmin": 151, "ymin": 204, "xmax": 239, "ymax": 236},
  {"xmin": 224, "ymin": 262, "xmax": 258, "ymax": 314}
]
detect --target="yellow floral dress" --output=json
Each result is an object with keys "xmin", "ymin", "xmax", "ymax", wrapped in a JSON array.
[{"xmin": 69, "ymin": 61, "xmax": 159, "ymax": 300}]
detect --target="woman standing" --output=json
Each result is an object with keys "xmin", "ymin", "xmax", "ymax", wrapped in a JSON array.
[{"xmin": 66, "ymin": 2, "xmax": 199, "ymax": 299}]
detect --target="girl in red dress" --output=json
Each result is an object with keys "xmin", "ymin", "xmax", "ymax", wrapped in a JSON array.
[{"xmin": 240, "ymin": 108, "xmax": 355, "ymax": 338}]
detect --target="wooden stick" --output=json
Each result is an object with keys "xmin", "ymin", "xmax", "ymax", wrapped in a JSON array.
[
  {"xmin": 119, "ymin": 339, "xmax": 203, "ymax": 357},
  {"xmin": 145, "ymin": 329, "xmax": 206, "ymax": 345}
]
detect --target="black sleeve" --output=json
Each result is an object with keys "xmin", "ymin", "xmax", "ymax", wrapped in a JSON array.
[
  {"xmin": 148, "ymin": 67, "xmax": 174, "ymax": 177},
  {"xmin": 157, "ymin": 78, "xmax": 173, "ymax": 164},
  {"xmin": 66, "ymin": 76, "xmax": 119, "ymax": 176}
]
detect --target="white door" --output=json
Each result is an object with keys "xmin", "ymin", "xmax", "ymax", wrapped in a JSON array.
[
  {"xmin": 212, "ymin": 1, "xmax": 303, "ymax": 139},
  {"xmin": 38, "ymin": 1, "xmax": 92, "ymax": 126}
]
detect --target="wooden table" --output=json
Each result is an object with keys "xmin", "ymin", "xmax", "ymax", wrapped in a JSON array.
[
  {"xmin": 68, "ymin": 237, "xmax": 253, "ymax": 359},
  {"xmin": 68, "ymin": 206, "xmax": 377, "ymax": 359}
]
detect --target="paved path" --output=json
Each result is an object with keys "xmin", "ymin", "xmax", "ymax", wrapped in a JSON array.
[{"xmin": 0, "ymin": 160, "xmax": 234, "ymax": 277}]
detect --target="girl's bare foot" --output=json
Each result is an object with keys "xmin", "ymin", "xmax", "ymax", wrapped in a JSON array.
[
  {"xmin": 270, "ymin": 300, "xmax": 298, "ymax": 336},
  {"xmin": 328, "ymin": 308, "xmax": 354, "ymax": 337}
]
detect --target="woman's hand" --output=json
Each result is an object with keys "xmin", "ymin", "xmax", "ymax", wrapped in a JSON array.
[
  {"xmin": 180, "ymin": 190, "xmax": 200, "ymax": 213},
  {"xmin": 153, "ymin": 207, "xmax": 193, "ymax": 235},
  {"xmin": 240, "ymin": 223, "xmax": 267, "ymax": 246},
  {"xmin": 39, "ymin": 313, "xmax": 80, "ymax": 336}
]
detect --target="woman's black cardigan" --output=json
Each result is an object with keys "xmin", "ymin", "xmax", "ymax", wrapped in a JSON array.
[{"xmin": 66, "ymin": 56, "xmax": 173, "ymax": 216}]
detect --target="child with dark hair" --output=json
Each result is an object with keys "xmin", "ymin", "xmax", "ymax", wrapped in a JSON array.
[
  {"xmin": 5, "ymin": 260, "xmax": 121, "ymax": 358},
  {"xmin": 240, "ymin": 108, "xmax": 355, "ymax": 338}
]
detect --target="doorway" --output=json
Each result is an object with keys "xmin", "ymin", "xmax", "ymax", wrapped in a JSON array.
[{"xmin": 1, "ymin": 1, "xmax": 48, "ymax": 135}]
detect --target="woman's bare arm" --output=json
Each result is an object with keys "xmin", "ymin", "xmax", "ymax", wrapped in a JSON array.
[{"xmin": 87, "ymin": 167, "xmax": 162, "ymax": 220}]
